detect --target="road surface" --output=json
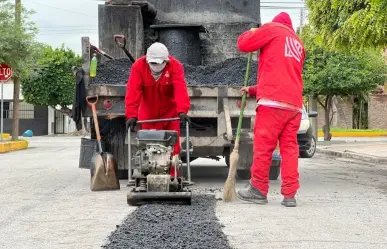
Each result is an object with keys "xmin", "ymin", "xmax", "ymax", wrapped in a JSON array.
[{"xmin": 1, "ymin": 136, "xmax": 387, "ymax": 249}]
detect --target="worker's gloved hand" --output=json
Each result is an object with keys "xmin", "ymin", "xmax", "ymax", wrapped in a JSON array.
[
  {"xmin": 178, "ymin": 113, "xmax": 191, "ymax": 125},
  {"xmin": 126, "ymin": 118, "xmax": 138, "ymax": 132}
]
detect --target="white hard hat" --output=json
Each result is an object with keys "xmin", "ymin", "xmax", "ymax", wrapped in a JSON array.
[{"xmin": 146, "ymin": 42, "xmax": 170, "ymax": 64}]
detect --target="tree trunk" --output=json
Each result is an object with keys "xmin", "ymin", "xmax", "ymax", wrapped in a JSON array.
[
  {"xmin": 11, "ymin": 0, "xmax": 21, "ymax": 141},
  {"xmin": 323, "ymin": 95, "xmax": 333, "ymax": 141},
  {"xmin": 11, "ymin": 77, "xmax": 20, "ymax": 141}
]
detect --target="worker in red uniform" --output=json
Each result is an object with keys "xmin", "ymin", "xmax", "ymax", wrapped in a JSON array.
[
  {"xmin": 125, "ymin": 42, "xmax": 191, "ymax": 177},
  {"xmin": 236, "ymin": 12, "xmax": 306, "ymax": 207}
]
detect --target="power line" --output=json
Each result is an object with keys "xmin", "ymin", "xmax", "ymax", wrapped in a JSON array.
[{"xmin": 28, "ymin": 1, "xmax": 97, "ymax": 18}]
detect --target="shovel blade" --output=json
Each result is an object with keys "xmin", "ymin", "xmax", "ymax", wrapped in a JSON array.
[{"xmin": 90, "ymin": 153, "xmax": 120, "ymax": 191}]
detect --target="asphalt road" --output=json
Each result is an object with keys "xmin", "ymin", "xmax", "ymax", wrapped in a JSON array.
[{"xmin": 1, "ymin": 136, "xmax": 387, "ymax": 249}]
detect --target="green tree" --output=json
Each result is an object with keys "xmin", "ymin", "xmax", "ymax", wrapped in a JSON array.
[
  {"xmin": 302, "ymin": 40, "xmax": 386, "ymax": 140},
  {"xmin": 305, "ymin": 0, "xmax": 387, "ymax": 50},
  {"xmin": 22, "ymin": 45, "xmax": 82, "ymax": 114},
  {"xmin": 0, "ymin": 0, "xmax": 37, "ymax": 77}
]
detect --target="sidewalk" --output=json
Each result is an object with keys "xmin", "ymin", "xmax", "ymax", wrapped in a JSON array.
[{"xmin": 317, "ymin": 138, "xmax": 387, "ymax": 164}]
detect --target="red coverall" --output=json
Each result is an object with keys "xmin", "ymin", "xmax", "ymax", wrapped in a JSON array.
[
  {"xmin": 125, "ymin": 56, "xmax": 191, "ymax": 177},
  {"xmin": 237, "ymin": 12, "xmax": 306, "ymax": 198}
]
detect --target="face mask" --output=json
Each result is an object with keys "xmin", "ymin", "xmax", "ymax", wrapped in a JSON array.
[{"xmin": 149, "ymin": 62, "xmax": 167, "ymax": 73}]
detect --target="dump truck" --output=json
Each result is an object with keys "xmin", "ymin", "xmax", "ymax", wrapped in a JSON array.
[{"xmin": 74, "ymin": 0, "xmax": 282, "ymax": 181}]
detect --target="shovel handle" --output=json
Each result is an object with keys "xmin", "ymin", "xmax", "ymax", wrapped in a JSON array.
[
  {"xmin": 114, "ymin": 35, "xmax": 126, "ymax": 48},
  {"xmin": 91, "ymin": 44, "xmax": 114, "ymax": 60},
  {"xmin": 86, "ymin": 96, "xmax": 101, "ymax": 141}
]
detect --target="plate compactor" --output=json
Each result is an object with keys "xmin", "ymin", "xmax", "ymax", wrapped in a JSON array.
[{"xmin": 126, "ymin": 118, "xmax": 193, "ymax": 206}]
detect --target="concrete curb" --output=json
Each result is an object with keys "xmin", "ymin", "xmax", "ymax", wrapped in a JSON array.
[
  {"xmin": 0, "ymin": 133, "xmax": 10, "ymax": 140},
  {"xmin": 0, "ymin": 140, "xmax": 29, "ymax": 153},
  {"xmin": 316, "ymin": 148, "xmax": 387, "ymax": 164},
  {"xmin": 317, "ymin": 131, "xmax": 387, "ymax": 137}
]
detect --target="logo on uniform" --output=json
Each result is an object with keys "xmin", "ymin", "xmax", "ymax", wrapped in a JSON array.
[
  {"xmin": 285, "ymin": 37, "xmax": 303, "ymax": 63},
  {"xmin": 165, "ymin": 71, "xmax": 170, "ymax": 78}
]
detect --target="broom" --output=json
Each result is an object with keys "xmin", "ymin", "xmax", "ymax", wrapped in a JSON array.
[{"xmin": 223, "ymin": 52, "xmax": 253, "ymax": 201}]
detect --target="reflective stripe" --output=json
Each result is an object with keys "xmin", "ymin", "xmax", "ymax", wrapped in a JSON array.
[{"xmin": 257, "ymin": 98, "xmax": 302, "ymax": 113}]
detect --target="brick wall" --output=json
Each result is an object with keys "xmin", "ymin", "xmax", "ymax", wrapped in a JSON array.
[
  {"xmin": 316, "ymin": 97, "xmax": 353, "ymax": 129},
  {"xmin": 368, "ymin": 94, "xmax": 387, "ymax": 129}
]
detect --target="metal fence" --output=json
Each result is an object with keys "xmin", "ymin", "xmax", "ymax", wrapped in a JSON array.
[
  {"xmin": 54, "ymin": 110, "xmax": 65, "ymax": 134},
  {"xmin": 1, "ymin": 101, "xmax": 35, "ymax": 119}
]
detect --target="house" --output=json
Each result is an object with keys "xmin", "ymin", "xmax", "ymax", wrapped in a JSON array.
[{"xmin": 0, "ymin": 79, "xmax": 77, "ymax": 136}]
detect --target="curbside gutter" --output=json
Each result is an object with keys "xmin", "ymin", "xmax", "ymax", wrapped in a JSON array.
[
  {"xmin": 0, "ymin": 140, "xmax": 29, "ymax": 153},
  {"xmin": 316, "ymin": 148, "xmax": 387, "ymax": 164}
]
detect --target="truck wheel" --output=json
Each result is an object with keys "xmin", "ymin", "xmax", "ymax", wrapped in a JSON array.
[
  {"xmin": 181, "ymin": 156, "xmax": 198, "ymax": 164},
  {"xmin": 118, "ymin": 169, "xmax": 128, "ymax": 180},
  {"xmin": 236, "ymin": 169, "xmax": 250, "ymax": 180},
  {"xmin": 269, "ymin": 166, "xmax": 280, "ymax": 180},
  {"xmin": 225, "ymin": 155, "xmax": 230, "ymax": 167}
]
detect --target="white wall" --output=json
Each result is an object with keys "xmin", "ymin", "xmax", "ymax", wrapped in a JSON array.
[
  {"xmin": 48, "ymin": 107, "xmax": 55, "ymax": 135},
  {"xmin": 0, "ymin": 80, "xmax": 23, "ymax": 100}
]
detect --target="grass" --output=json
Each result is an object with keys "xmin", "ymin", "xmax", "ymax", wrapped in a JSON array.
[{"xmin": 318, "ymin": 128, "xmax": 387, "ymax": 133}]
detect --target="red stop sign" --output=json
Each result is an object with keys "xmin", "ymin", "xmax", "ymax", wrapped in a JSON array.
[{"xmin": 0, "ymin": 63, "xmax": 13, "ymax": 82}]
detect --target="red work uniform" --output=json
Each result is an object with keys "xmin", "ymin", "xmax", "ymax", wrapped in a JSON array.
[
  {"xmin": 237, "ymin": 12, "xmax": 306, "ymax": 198},
  {"xmin": 125, "ymin": 55, "xmax": 191, "ymax": 176}
]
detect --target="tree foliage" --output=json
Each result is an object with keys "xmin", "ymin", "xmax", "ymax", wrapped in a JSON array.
[
  {"xmin": 305, "ymin": 0, "xmax": 387, "ymax": 51},
  {"xmin": 22, "ymin": 45, "xmax": 82, "ymax": 113},
  {"xmin": 303, "ymin": 49, "xmax": 386, "ymax": 98},
  {"xmin": 301, "ymin": 25, "xmax": 387, "ymax": 140},
  {"xmin": 0, "ymin": 0, "xmax": 37, "ymax": 78}
]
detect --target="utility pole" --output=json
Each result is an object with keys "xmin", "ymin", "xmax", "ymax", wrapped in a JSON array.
[
  {"xmin": 300, "ymin": 1, "xmax": 318, "ymax": 139},
  {"xmin": 12, "ymin": 0, "xmax": 21, "ymax": 141}
]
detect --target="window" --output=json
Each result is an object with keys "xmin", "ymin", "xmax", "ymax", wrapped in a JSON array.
[{"xmin": 1, "ymin": 101, "xmax": 10, "ymax": 119}]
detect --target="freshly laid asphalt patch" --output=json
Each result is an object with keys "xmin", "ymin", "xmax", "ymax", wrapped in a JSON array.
[{"xmin": 102, "ymin": 194, "xmax": 232, "ymax": 249}]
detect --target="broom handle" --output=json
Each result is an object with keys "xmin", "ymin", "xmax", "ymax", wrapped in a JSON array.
[{"xmin": 235, "ymin": 52, "xmax": 253, "ymax": 144}]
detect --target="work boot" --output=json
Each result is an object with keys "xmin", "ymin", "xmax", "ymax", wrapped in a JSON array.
[
  {"xmin": 236, "ymin": 183, "xmax": 268, "ymax": 204},
  {"xmin": 281, "ymin": 197, "xmax": 297, "ymax": 207}
]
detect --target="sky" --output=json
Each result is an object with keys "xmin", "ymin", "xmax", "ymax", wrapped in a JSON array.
[{"xmin": 22, "ymin": 0, "xmax": 307, "ymax": 55}]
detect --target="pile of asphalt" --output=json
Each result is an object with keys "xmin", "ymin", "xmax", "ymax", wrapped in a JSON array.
[
  {"xmin": 184, "ymin": 57, "xmax": 258, "ymax": 86},
  {"xmin": 92, "ymin": 58, "xmax": 133, "ymax": 85},
  {"xmin": 91, "ymin": 57, "xmax": 258, "ymax": 86},
  {"xmin": 101, "ymin": 194, "xmax": 232, "ymax": 249}
]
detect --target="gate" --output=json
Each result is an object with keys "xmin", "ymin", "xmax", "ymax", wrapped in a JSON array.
[{"xmin": 54, "ymin": 110, "xmax": 65, "ymax": 134}]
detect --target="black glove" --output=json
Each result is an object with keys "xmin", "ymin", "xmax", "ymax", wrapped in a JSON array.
[
  {"xmin": 178, "ymin": 113, "xmax": 191, "ymax": 124},
  {"xmin": 126, "ymin": 118, "xmax": 137, "ymax": 132}
]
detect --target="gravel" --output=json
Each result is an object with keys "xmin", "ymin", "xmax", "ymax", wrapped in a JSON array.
[
  {"xmin": 92, "ymin": 58, "xmax": 133, "ymax": 85},
  {"xmin": 101, "ymin": 194, "xmax": 232, "ymax": 249},
  {"xmin": 91, "ymin": 57, "xmax": 258, "ymax": 86}
]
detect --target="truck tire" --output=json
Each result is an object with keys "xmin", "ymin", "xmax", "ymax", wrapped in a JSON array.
[
  {"xmin": 226, "ymin": 155, "xmax": 281, "ymax": 180},
  {"xmin": 181, "ymin": 156, "xmax": 198, "ymax": 164},
  {"xmin": 269, "ymin": 165, "xmax": 280, "ymax": 180},
  {"xmin": 236, "ymin": 169, "xmax": 250, "ymax": 180}
]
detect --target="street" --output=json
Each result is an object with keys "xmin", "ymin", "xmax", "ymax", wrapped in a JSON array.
[{"xmin": 1, "ymin": 136, "xmax": 387, "ymax": 249}]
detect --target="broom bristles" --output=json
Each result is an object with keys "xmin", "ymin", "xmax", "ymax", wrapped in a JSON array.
[{"xmin": 223, "ymin": 148, "xmax": 239, "ymax": 201}]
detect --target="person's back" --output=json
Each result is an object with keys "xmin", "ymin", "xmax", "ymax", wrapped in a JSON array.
[
  {"xmin": 235, "ymin": 12, "xmax": 306, "ymax": 208},
  {"xmin": 237, "ymin": 12, "xmax": 305, "ymax": 109}
]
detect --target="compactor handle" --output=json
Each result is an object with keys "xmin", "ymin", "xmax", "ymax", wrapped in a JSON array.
[{"xmin": 137, "ymin": 117, "xmax": 180, "ymax": 124}]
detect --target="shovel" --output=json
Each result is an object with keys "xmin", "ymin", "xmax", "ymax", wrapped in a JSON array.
[
  {"xmin": 86, "ymin": 95, "xmax": 120, "ymax": 191},
  {"xmin": 114, "ymin": 35, "xmax": 136, "ymax": 63}
]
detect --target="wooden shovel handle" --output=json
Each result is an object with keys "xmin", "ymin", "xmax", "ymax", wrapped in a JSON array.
[{"xmin": 86, "ymin": 96, "xmax": 101, "ymax": 141}]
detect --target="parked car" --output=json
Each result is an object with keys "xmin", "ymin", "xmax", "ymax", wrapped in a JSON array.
[{"xmin": 298, "ymin": 106, "xmax": 318, "ymax": 158}]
